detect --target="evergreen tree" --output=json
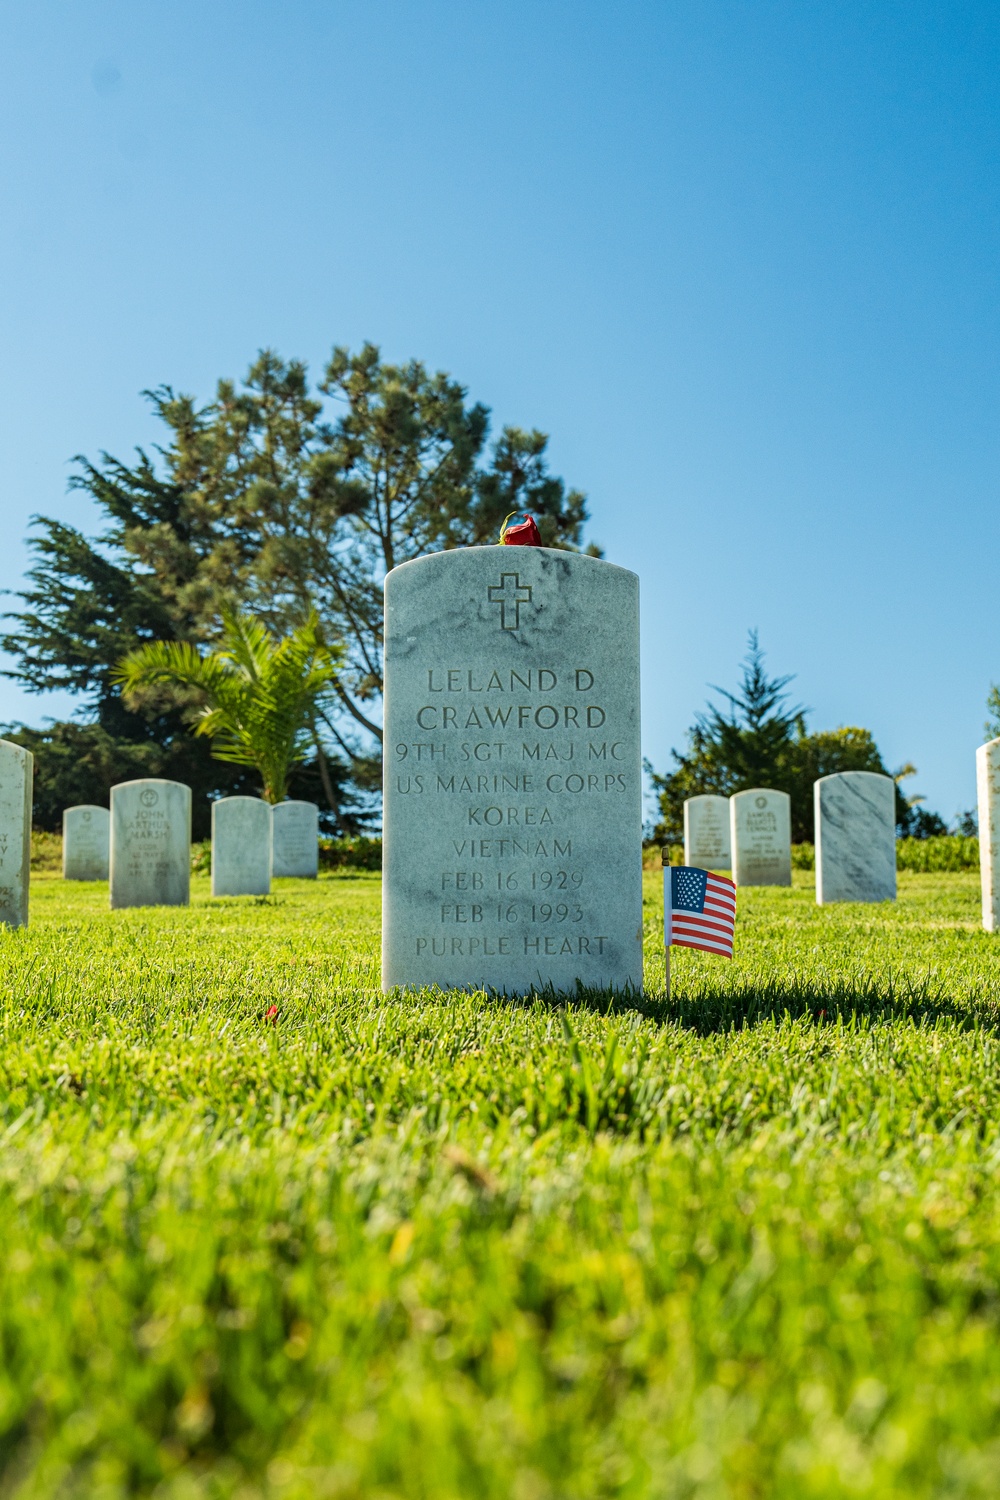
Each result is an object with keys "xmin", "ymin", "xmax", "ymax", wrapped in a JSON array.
[
  {"xmin": 2, "ymin": 344, "xmax": 594, "ymax": 829},
  {"xmin": 986, "ymin": 683, "xmax": 1000, "ymax": 740},
  {"xmin": 0, "ymin": 498, "xmax": 260, "ymax": 834},
  {"xmin": 647, "ymin": 633, "xmax": 914, "ymax": 845}
]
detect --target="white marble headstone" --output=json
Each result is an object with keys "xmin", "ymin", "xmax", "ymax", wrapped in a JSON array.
[
  {"xmin": 212, "ymin": 796, "xmax": 272, "ymax": 897},
  {"xmin": 730, "ymin": 788, "xmax": 791, "ymax": 887},
  {"xmin": 109, "ymin": 779, "xmax": 191, "ymax": 910},
  {"xmin": 62, "ymin": 805, "xmax": 110, "ymax": 881},
  {"xmin": 0, "ymin": 741, "xmax": 32, "ymax": 928},
  {"xmin": 271, "ymin": 800, "xmax": 319, "ymax": 878},
  {"xmin": 976, "ymin": 737, "xmax": 1000, "ymax": 932},
  {"xmin": 814, "ymin": 771, "xmax": 896, "ymax": 904},
  {"xmin": 382, "ymin": 546, "xmax": 642, "ymax": 993},
  {"xmin": 683, "ymin": 794, "xmax": 731, "ymax": 870}
]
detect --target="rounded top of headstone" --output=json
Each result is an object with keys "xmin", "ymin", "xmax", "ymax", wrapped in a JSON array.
[
  {"xmin": 385, "ymin": 545, "xmax": 637, "ymax": 587},
  {"xmin": 0, "ymin": 739, "xmax": 33, "ymax": 766},
  {"xmin": 814, "ymin": 770, "xmax": 894, "ymax": 787},
  {"xmin": 385, "ymin": 545, "xmax": 638, "ymax": 652},
  {"xmin": 730, "ymin": 786, "xmax": 790, "ymax": 804},
  {"xmin": 214, "ymin": 795, "xmax": 270, "ymax": 806},
  {"xmin": 111, "ymin": 778, "xmax": 191, "ymax": 793}
]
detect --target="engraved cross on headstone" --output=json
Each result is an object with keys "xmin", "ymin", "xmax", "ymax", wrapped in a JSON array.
[{"xmin": 488, "ymin": 572, "xmax": 533, "ymax": 630}]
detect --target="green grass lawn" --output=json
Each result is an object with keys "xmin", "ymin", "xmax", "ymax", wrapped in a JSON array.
[{"xmin": 2, "ymin": 870, "xmax": 1000, "ymax": 1498}]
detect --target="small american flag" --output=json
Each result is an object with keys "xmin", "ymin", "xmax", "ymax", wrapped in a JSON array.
[{"xmin": 664, "ymin": 866, "xmax": 736, "ymax": 959}]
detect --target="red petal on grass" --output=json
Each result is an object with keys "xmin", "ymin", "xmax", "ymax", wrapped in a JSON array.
[{"xmin": 265, "ymin": 1005, "xmax": 279, "ymax": 1024}]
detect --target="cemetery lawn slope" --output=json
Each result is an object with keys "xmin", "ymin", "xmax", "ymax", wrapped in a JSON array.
[{"xmin": 1, "ymin": 871, "xmax": 1000, "ymax": 1497}]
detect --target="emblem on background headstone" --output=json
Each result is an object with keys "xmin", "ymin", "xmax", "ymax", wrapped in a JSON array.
[
  {"xmin": 488, "ymin": 572, "xmax": 533, "ymax": 631},
  {"xmin": 755, "ymin": 795, "xmax": 767, "ymax": 808},
  {"xmin": 140, "ymin": 788, "xmax": 159, "ymax": 807}
]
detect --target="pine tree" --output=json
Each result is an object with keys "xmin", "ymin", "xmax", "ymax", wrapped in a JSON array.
[
  {"xmin": 647, "ymin": 633, "xmax": 905, "ymax": 845},
  {"xmin": 2, "ymin": 344, "xmax": 594, "ymax": 830}
]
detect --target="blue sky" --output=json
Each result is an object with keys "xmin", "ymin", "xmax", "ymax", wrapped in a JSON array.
[{"xmin": 1, "ymin": 0, "xmax": 997, "ymax": 821}]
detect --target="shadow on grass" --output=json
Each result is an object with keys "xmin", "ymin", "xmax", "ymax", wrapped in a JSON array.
[{"xmin": 506, "ymin": 975, "xmax": 1000, "ymax": 1035}]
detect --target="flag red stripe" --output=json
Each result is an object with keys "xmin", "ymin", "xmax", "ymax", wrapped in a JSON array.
[
  {"xmin": 672, "ymin": 930, "xmax": 733, "ymax": 948},
  {"xmin": 671, "ymin": 936, "xmax": 734, "ymax": 957},
  {"xmin": 671, "ymin": 920, "xmax": 733, "ymax": 938},
  {"xmin": 672, "ymin": 916, "xmax": 734, "ymax": 939},
  {"xmin": 671, "ymin": 927, "xmax": 733, "ymax": 946}
]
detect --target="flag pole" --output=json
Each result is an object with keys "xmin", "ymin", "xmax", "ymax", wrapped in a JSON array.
[{"xmin": 662, "ymin": 848, "xmax": 671, "ymax": 1002}]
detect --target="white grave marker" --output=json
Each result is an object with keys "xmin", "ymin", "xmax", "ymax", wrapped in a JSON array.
[
  {"xmin": 382, "ymin": 546, "xmax": 642, "ymax": 992},
  {"xmin": 683, "ymin": 794, "xmax": 731, "ymax": 870},
  {"xmin": 730, "ymin": 788, "xmax": 791, "ymax": 887},
  {"xmin": 272, "ymin": 800, "xmax": 319, "ymax": 878},
  {"xmin": 0, "ymin": 740, "xmax": 32, "ymax": 928},
  {"xmin": 212, "ymin": 796, "xmax": 272, "ymax": 896},
  {"xmin": 63, "ymin": 804, "xmax": 110, "ymax": 880},
  {"xmin": 976, "ymin": 737, "xmax": 1000, "ymax": 932},
  {"xmin": 109, "ymin": 779, "xmax": 191, "ymax": 910},
  {"xmin": 814, "ymin": 771, "xmax": 896, "ymax": 904}
]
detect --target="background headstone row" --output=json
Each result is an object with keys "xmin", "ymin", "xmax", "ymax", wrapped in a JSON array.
[
  {"xmin": 3, "ymin": 734, "xmax": 1000, "ymax": 940},
  {"xmin": 0, "ymin": 742, "xmax": 322, "ymax": 925},
  {"xmin": 684, "ymin": 771, "xmax": 898, "ymax": 904},
  {"xmin": 104, "ymin": 784, "xmax": 319, "ymax": 908}
]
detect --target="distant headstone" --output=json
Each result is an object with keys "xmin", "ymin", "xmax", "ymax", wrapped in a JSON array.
[
  {"xmin": 0, "ymin": 740, "xmax": 32, "ymax": 928},
  {"xmin": 976, "ymin": 737, "xmax": 1000, "ymax": 932},
  {"xmin": 814, "ymin": 771, "xmax": 896, "ymax": 904},
  {"xmin": 109, "ymin": 779, "xmax": 191, "ymax": 910},
  {"xmin": 683, "ymin": 794, "xmax": 731, "ymax": 870},
  {"xmin": 382, "ymin": 546, "xmax": 642, "ymax": 993},
  {"xmin": 211, "ymin": 796, "xmax": 272, "ymax": 896},
  {"xmin": 730, "ymin": 788, "xmax": 791, "ymax": 887},
  {"xmin": 272, "ymin": 800, "xmax": 319, "ymax": 878},
  {"xmin": 62, "ymin": 805, "xmax": 110, "ymax": 881}
]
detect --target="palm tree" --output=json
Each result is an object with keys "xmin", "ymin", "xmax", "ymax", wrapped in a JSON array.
[{"xmin": 113, "ymin": 611, "xmax": 341, "ymax": 804}]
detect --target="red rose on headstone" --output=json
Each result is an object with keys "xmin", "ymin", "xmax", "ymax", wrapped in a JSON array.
[{"xmin": 500, "ymin": 512, "xmax": 542, "ymax": 547}]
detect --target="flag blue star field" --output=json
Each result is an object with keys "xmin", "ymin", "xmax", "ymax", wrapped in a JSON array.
[{"xmin": 664, "ymin": 866, "xmax": 736, "ymax": 958}]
